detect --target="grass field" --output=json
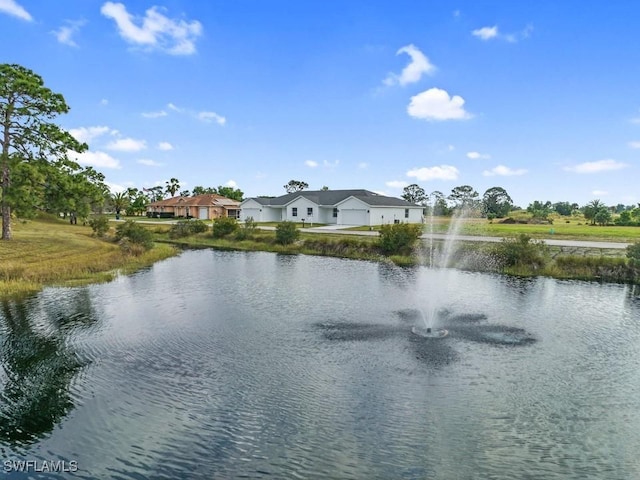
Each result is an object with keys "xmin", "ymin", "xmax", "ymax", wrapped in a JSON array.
[
  {"xmin": 0, "ymin": 218, "xmax": 177, "ymax": 299},
  {"xmin": 349, "ymin": 215, "xmax": 640, "ymax": 242}
]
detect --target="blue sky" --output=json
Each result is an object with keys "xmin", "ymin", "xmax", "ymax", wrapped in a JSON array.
[{"xmin": 2, "ymin": 1, "xmax": 639, "ymax": 207}]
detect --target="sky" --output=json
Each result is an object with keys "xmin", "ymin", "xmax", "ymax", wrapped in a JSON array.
[{"xmin": 2, "ymin": 0, "xmax": 639, "ymax": 207}]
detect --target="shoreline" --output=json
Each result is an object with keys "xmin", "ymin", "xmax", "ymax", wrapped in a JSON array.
[{"xmin": 1, "ymin": 219, "xmax": 637, "ymax": 301}]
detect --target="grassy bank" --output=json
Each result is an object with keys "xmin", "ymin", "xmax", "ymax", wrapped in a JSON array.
[
  {"xmin": 2, "ymin": 218, "xmax": 638, "ymax": 302},
  {"xmin": 154, "ymin": 225, "xmax": 640, "ymax": 284},
  {"xmin": 0, "ymin": 218, "xmax": 178, "ymax": 299}
]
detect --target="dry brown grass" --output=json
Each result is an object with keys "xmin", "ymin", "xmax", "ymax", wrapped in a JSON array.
[{"xmin": 0, "ymin": 219, "xmax": 177, "ymax": 299}]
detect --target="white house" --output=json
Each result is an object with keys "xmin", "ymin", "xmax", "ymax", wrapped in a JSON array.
[{"xmin": 240, "ymin": 189, "xmax": 424, "ymax": 226}]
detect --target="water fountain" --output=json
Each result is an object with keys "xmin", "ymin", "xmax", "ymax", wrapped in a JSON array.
[{"xmin": 411, "ymin": 203, "xmax": 469, "ymax": 338}]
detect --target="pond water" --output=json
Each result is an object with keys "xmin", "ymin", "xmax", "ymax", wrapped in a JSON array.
[{"xmin": 1, "ymin": 249, "xmax": 640, "ymax": 479}]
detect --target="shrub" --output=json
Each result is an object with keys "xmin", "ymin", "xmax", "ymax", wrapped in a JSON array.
[
  {"xmin": 627, "ymin": 242, "xmax": 640, "ymax": 267},
  {"xmin": 494, "ymin": 234, "xmax": 548, "ymax": 269},
  {"xmin": 115, "ymin": 220, "xmax": 153, "ymax": 251},
  {"xmin": 212, "ymin": 217, "xmax": 238, "ymax": 238},
  {"xmin": 378, "ymin": 223, "xmax": 422, "ymax": 255},
  {"xmin": 118, "ymin": 238, "xmax": 148, "ymax": 256},
  {"xmin": 88, "ymin": 215, "xmax": 110, "ymax": 237},
  {"xmin": 275, "ymin": 221, "xmax": 300, "ymax": 245},
  {"xmin": 169, "ymin": 219, "xmax": 208, "ymax": 238},
  {"xmin": 235, "ymin": 216, "xmax": 258, "ymax": 240}
]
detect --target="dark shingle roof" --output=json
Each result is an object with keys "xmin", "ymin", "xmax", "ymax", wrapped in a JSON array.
[{"xmin": 246, "ymin": 189, "xmax": 419, "ymax": 207}]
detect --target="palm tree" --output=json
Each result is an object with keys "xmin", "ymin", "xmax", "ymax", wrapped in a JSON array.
[
  {"xmin": 583, "ymin": 199, "xmax": 605, "ymax": 225},
  {"xmin": 165, "ymin": 177, "xmax": 180, "ymax": 197},
  {"xmin": 111, "ymin": 192, "xmax": 129, "ymax": 219}
]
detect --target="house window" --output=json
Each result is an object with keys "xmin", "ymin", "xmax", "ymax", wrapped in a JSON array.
[
  {"xmin": 333, "ymin": 208, "xmax": 338, "ymax": 218},
  {"xmin": 405, "ymin": 208, "xmax": 409, "ymax": 219},
  {"xmin": 307, "ymin": 207, "xmax": 313, "ymax": 216},
  {"xmin": 292, "ymin": 207, "xmax": 298, "ymax": 217}
]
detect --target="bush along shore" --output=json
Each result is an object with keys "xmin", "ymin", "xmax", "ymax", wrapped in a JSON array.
[{"xmin": 159, "ymin": 219, "xmax": 640, "ymax": 284}]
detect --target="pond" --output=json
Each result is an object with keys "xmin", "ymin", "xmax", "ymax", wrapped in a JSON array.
[{"xmin": 1, "ymin": 250, "xmax": 640, "ymax": 479}]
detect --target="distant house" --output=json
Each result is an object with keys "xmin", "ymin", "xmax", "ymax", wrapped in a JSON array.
[
  {"xmin": 240, "ymin": 189, "xmax": 423, "ymax": 226},
  {"xmin": 147, "ymin": 194, "xmax": 241, "ymax": 220}
]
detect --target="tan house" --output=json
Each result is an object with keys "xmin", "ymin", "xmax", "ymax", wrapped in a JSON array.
[{"xmin": 147, "ymin": 194, "xmax": 241, "ymax": 220}]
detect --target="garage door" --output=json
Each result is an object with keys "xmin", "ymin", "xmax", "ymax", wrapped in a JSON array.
[
  {"xmin": 340, "ymin": 209, "xmax": 367, "ymax": 225},
  {"xmin": 198, "ymin": 207, "xmax": 208, "ymax": 219}
]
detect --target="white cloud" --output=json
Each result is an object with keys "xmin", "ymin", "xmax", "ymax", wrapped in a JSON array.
[
  {"xmin": 69, "ymin": 126, "xmax": 112, "ymax": 144},
  {"xmin": 628, "ymin": 141, "xmax": 640, "ymax": 149},
  {"xmin": 386, "ymin": 180, "xmax": 408, "ymax": 189},
  {"xmin": 482, "ymin": 165, "xmax": 527, "ymax": 176},
  {"xmin": 467, "ymin": 151, "xmax": 491, "ymax": 160},
  {"xmin": 52, "ymin": 19, "xmax": 85, "ymax": 47},
  {"xmin": 224, "ymin": 180, "xmax": 238, "ymax": 188},
  {"xmin": 69, "ymin": 150, "xmax": 121, "ymax": 169},
  {"xmin": 157, "ymin": 141, "xmax": 173, "ymax": 151},
  {"xmin": 100, "ymin": 99, "xmax": 109, "ymax": 106},
  {"xmin": 407, "ymin": 165, "xmax": 460, "ymax": 181},
  {"xmin": 100, "ymin": 2, "xmax": 203, "ymax": 55},
  {"xmin": 164, "ymin": 103, "xmax": 226, "ymax": 125},
  {"xmin": 592, "ymin": 190, "xmax": 609, "ymax": 196},
  {"xmin": 142, "ymin": 110, "xmax": 167, "ymax": 118},
  {"xmin": 305, "ymin": 160, "xmax": 318, "ymax": 168},
  {"xmin": 358, "ymin": 162, "xmax": 369, "ymax": 169},
  {"xmin": 323, "ymin": 159, "xmax": 339, "ymax": 168},
  {"xmin": 383, "ymin": 44, "xmax": 436, "ymax": 86},
  {"xmin": 472, "ymin": 26, "xmax": 498, "ymax": 40},
  {"xmin": 631, "ymin": 116, "xmax": 640, "ymax": 125},
  {"xmin": 564, "ymin": 159, "xmax": 628, "ymax": 174},
  {"xmin": 137, "ymin": 159, "xmax": 162, "ymax": 167},
  {"xmin": 106, "ymin": 137, "xmax": 147, "ymax": 152},
  {"xmin": 105, "ymin": 181, "xmax": 127, "ymax": 193},
  {"xmin": 197, "ymin": 111, "xmax": 226, "ymax": 125},
  {"xmin": 472, "ymin": 24, "xmax": 533, "ymax": 43},
  {"xmin": 0, "ymin": 0, "xmax": 32, "ymax": 21},
  {"xmin": 407, "ymin": 88, "xmax": 472, "ymax": 121}
]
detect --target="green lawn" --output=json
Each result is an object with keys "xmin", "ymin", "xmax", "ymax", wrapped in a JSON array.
[{"xmin": 350, "ymin": 216, "xmax": 640, "ymax": 242}]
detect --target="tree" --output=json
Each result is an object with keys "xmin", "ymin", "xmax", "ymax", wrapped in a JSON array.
[
  {"xmin": 321, "ymin": 186, "xmax": 329, "ymax": 191},
  {"xmin": 125, "ymin": 188, "xmax": 148, "ymax": 216},
  {"xmin": 284, "ymin": 180, "xmax": 308, "ymax": 193},
  {"xmin": 179, "ymin": 189, "xmax": 190, "ymax": 197},
  {"xmin": 145, "ymin": 186, "xmax": 164, "ymax": 202},
  {"xmin": 481, "ymin": 187, "xmax": 513, "ymax": 218},
  {"xmin": 583, "ymin": 199, "xmax": 605, "ymax": 225},
  {"xmin": 448, "ymin": 185, "xmax": 479, "ymax": 211},
  {"xmin": 553, "ymin": 201, "xmax": 573, "ymax": 216},
  {"xmin": 216, "ymin": 185, "xmax": 244, "ymax": 201},
  {"xmin": 527, "ymin": 200, "xmax": 553, "ymax": 220},
  {"xmin": 0, "ymin": 64, "xmax": 87, "ymax": 239},
  {"xmin": 165, "ymin": 177, "xmax": 180, "ymax": 197},
  {"xmin": 594, "ymin": 208, "xmax": 612, "ymax": 226},
  {"xmin": 429, "ymin": 191, "xmax": 450, "ymax": 216},
  {"xmin": 401, "ymin": 184, "xmax": 427, "ymax": 205},
  {"xmin": 191, "ymin": 185, "xmax": 216, "ymax": 196},
  {"xmin": 111, "ymin": 191, "xmax": 128, "ymax": 217}
]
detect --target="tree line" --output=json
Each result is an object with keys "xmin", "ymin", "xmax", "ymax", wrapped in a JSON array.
[
  {"xmin": 400, "ymin": 183, "xmax": 640, "ymax": 226},
  {"xmin": 109, "ymin": 181, "xmax": 244, "ymax": 217},
  {"xmin": 0, "ymin": 63, "xmax": 246, "ymax": 237}
]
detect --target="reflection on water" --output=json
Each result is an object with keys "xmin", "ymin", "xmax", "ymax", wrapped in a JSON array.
[
  {"xmin": 0, "ymin": 289, "xmax": 95, "ymax": 447},
  {"xmin": 0, "ymin": 250, "xmax": 639, "ymax": 479}
]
